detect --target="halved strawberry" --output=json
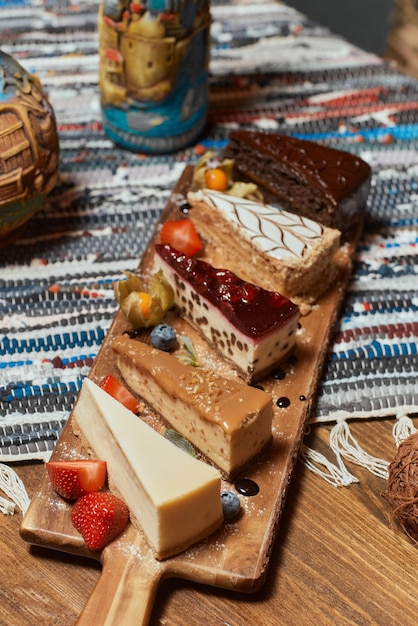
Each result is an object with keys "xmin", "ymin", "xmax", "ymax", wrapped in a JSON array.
[
  {"xmin": 159, "ymin": 219, "xmax": 203, "ymax": 256},
  {"xmin": 99, "ymin": 374, "xmax": 138, "ymax": 413},
  {"xmin": 46, "ymin": 459, "xmax": 107, "ymax": 500},
  {"xmin": 71, "ymin": 492, "xmax": 129, "ymax": 551}
]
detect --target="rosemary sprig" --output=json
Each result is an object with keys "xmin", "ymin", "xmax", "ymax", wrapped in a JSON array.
[
  {"xmin": 176, "ymin": 336, "xmax": 199, "ymax": 367},
  {"xmin": 164, "ymin": 429, "xmax": 196, "ymax": 457}
]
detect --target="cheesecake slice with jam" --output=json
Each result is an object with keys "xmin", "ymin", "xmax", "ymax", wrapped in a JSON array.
[{"xmin": 154, "ymin": 243, "xmax": 300, "ymax": 383}]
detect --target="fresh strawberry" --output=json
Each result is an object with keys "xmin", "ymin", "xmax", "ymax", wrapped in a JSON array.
[
  {"xmin": 46, "ymin": 459, "xmax": 107, "ymax": 500},
  {"xmin": 99, "ymin": 374, "xmax": 138, "ymax": 413},
  {"xmin": 159, "ymin": 219, "xmax": 203, "ymax": 256},
  {"xmin": 71, "ymin": 492, "xmax": 129, "ymax": 551}
]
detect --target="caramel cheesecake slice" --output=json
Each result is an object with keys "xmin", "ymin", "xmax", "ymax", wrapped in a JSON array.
[
  {"xmin": 112, "ymin": 335, "xmax": 273, "ymax": 476},
  {"xmin": 223, "ymin": 130, "xmax": 371, "ymax": 234},
  {"xmin": 73, "ymin": 378, "xmax": 223, "ymax": 560},
  {"xmin": 187, "ymin": 189, "xmax": 341, "ymax": 308},
  {"xmin": 154, "ymin": 243, "xmax": 300, "ymax": 383}
]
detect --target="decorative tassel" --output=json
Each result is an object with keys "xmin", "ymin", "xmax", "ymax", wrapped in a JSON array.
[
  {"xmin": 299, "ymin": 443, "xmax": 359, "ymax": 487},
  {"xmin": 329, "ymin": 421, "xmax": 389, "ymax": 480},
  {"xmin": 299, "ymin": 414, "xmax": 404, "ymax": 487},
  {"xmin": 0, "ymin": 495, "xmax": 15, "ymax": 516},
  {"xmin": 392, "ymin": 413, "xmax": 417, "ymax": 447},
  {"xmin": 300, "ymin": 416, "xmax": 412, "ymax": 486},
  {"xmin": 0, "ymin": 464, "xmax": 31, "ymax": 516}
]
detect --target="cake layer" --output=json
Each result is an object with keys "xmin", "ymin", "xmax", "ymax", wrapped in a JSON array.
[
  {"xmin": 112, "ymin": 335, "xmax": 273, "ymax": 476},
  {"xmin": 73, "ymin": 378, "xmax": 223, "ymax": 560},
  {"xmin": 154, "ymin": 243, "xmax": 300, "ymax": 383},
  {"xmin": 186, "ymin": 189, "xmax": 341, "ymax": 307},
  {"xmin": 223, "ymin": 130, "xmax": 371, "ymax": 233}
]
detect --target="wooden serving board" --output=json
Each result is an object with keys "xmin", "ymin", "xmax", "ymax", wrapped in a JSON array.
[{"xmin": 20, "ymin": 166, "xmax": 357, "ymax": 626}]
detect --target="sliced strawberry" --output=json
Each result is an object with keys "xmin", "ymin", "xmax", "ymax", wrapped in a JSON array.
[
  {"xmin": 71, "ymin": 492, "xmax": 129, "ymax": 551},
  {"xmin": 99, "ymin": 374, "xmax": 138, "ymax": 413},
  {"xmin": 46, "ymin": 460, "xmax": 107, "ymax": 500},
  {"xmin": 159, "ymin": 219, "xmax": 203, "ymax": 256}
]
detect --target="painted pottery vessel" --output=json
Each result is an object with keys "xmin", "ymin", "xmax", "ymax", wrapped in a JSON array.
[{"xmin": 98, "ymin": 0, "xmax": 211, "ymax": 154}]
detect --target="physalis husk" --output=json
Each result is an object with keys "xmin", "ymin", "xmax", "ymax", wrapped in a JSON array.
[
  {"xmin": 114, "ymin": 269, "xmax": 174, "ymax": 329},
  {"xmin": 192, "ymin": 150, "xmax": 261, "ymax": 199}
]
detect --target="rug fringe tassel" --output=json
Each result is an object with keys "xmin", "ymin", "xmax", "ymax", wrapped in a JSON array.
[
  {"xmin": 392, "ymin": 413, "xmax": 417, "ymax": 446},
  {"xmin": 299, "ymin": 443, "xmax": 359, "ymax": 487},
  {"xmin": 0, "ymin": 463, "xmax": 31, "ymax": 516},
  {"xmin": 0, "ymin": 495, "xmax": 16, "ymax": 516},
  {"xmin": 301, "ymin": 414, "xmax": 418, "ymax": 487},
  {"xmin": 329, "ymin": 421, "xmax": 389, "ymax": 480}
]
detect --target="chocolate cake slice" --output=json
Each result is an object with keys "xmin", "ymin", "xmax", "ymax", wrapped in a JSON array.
[
  {"xmin": 154, "ymin": 243, "xmax": 300, "ymax": 383},
  {"xmin": 223, "ymin": 130, "xmax": 371, "ymax": 233}
]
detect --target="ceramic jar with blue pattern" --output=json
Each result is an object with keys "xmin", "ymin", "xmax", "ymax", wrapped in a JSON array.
[{"xmin": 98, "ymin": 0, "xmax": 211, "ymax": 154}]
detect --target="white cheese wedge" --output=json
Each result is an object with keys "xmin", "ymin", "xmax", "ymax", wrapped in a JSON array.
[{"xmin": 72, "ymin": 378, "xmax": 223, "ymax": 560}]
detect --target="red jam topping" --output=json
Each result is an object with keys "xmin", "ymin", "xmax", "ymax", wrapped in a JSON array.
[{"xmin": 155, "ymin": 243, "xmax": 299, "ymax": 339}]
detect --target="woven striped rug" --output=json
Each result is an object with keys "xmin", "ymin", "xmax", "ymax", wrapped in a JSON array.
[{"xmin": 1, "ymin": 2, "xmax": 417, "ymax": 504}]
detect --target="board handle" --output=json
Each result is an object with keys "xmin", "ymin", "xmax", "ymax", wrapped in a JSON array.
[{"xmin": 75, "ymin": 529, "xmax": 164, "ymax": 626}]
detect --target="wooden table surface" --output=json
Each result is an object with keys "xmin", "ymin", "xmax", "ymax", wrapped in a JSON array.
[{"xmin": 2, "ymin": 418, "xmax": 416, "ymax": 626}]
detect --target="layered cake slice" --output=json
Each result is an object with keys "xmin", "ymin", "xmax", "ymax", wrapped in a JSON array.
[
  {"xmin": 186, "ymin": 189, "xmax": 341, "ymax": 308},
  {"xmin": 223, "ymin": 130, "xmax": 371, "ymax": 233},
  {"xmin": 154, "ymin": 243, "xmax": 300, "ymax": 383},
  {"xmin": 112, "ymin": 335, "xmax": 273, "ymax": 476},
  {"xmin": 72, "ymin": 378, "xmax": 223, "ymax": 560}
]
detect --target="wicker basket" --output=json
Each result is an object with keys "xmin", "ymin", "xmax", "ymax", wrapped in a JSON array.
[{"xmin": 0, "ymin": 50, "xmax": 59, "ymax": 244}]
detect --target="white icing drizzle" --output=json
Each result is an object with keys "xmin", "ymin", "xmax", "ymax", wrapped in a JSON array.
[{"xmin": 193, "ymin": 190, "xmax": 325, "ymax": 260}]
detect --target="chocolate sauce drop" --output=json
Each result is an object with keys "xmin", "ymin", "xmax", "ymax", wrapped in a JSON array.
[
  {"xmin": 180, "ymin": 201, "xmax": 190, "ymax": 214},
  {"xmin": 276, "ymin": 396, "xmax": 291, "ymax": 408},
  {"xmin": 299, "ymin": 395, "xmax": 306, "ymax": 401},
  {"xmin": 234, "ymin": 478, "xmax": 260, "ymax": 497},
  {"xmin": 271, "ymin": 367, "xmax": 286, "ymax": 380},
  {"xmin": 124, "ymin": 329, "xmax": 141, "ymax": 339}
]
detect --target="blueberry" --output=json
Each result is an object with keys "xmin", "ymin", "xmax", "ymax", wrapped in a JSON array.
[
  {"xmin": 221, "ymin": 490, "xmax": 241, "ymax": 520},
  {"xmin": 150, "ymin": 324, "xmax": 177, "ymax": 351}
]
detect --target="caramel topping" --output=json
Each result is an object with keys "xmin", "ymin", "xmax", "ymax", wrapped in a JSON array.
[{"xmin": 112, "ymin": 335, "xmax": 271, "ymax": 433}]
